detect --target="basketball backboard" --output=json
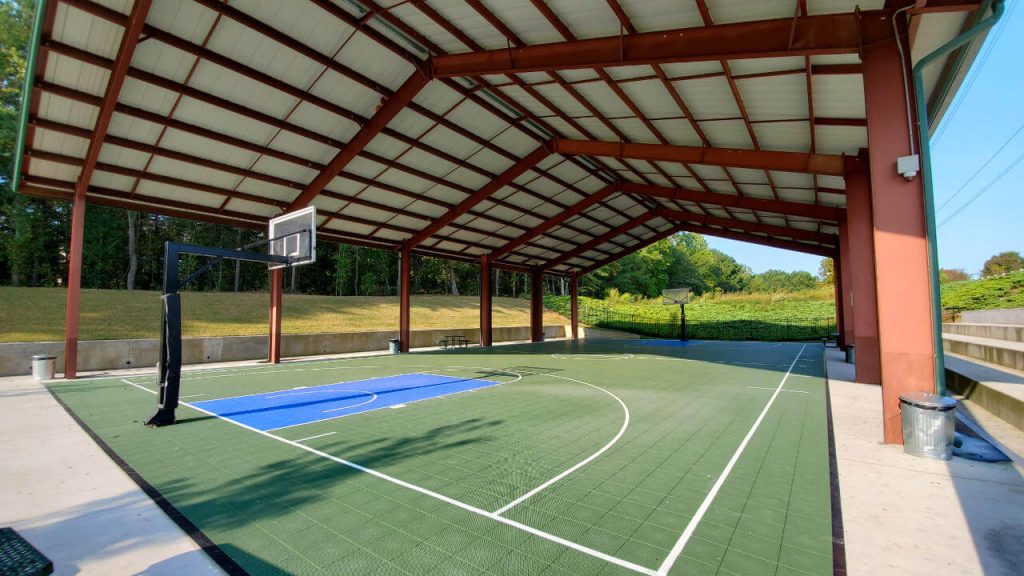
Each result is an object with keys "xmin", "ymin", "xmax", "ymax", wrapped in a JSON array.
[
  {"xmin": 268, "ymin": 206, "xmax": 316, "ymax": 269},
  {"xmin": 661, "ymin": 287, "xmax": 690, "ymax": 305}
]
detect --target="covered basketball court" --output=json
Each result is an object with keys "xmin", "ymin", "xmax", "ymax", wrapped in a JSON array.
[{"xmin": 9, "ymin": 1, "xmax": 1006, "ymax": 574}]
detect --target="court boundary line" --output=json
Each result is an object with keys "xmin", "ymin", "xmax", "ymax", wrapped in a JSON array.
[
  {"xmin": 119, "ymin": 378, "xmax": 656, "ymax": 576},
  {"xmin": 262, "ymin": 372, "xmax": 516, "ymax": 432},
  {"xmin": 494, "ymin": 371, "xmax": 631, "ymax": 515},
  {"xmin": 655, "ymin": 343, "xmax": 807, "ymax": 576}
]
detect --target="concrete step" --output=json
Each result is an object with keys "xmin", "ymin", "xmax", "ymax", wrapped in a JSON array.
[
  {"xmin": 945, "ymin": 353, "xmax": 1024, "ymax": 433},
  {"xmin": 943, "ymin": 322, "xmax": 1024, "ymax": 343},
  {"xmin": 943, "ymin": 332, "xmax": 1024, "ymax": 372}
]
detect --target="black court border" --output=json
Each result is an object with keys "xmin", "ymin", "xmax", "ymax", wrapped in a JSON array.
[
  {"xmin": 45, "ymin": 384, "xmax": 249, "ymax": 576},
  {"xmin": 44, "ymin": 348, "xmax": 847, "ymax": 576},
  {"xmin": 822, "ymin": 350, "xmax": 848, "ymax": 576}
]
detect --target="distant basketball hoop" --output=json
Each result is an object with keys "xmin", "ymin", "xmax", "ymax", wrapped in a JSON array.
[{"xmin": 662, "ymin": 287, "xmax": 690, "ymax": 341}]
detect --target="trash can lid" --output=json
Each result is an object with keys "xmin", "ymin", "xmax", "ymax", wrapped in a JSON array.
[
  {"xmin": 32, "ymin": 354, "xmax": 57, "ymax": 360},
  {"xmin": 899, "ymin": 392, "xmax": 957, "ymax": 411}
]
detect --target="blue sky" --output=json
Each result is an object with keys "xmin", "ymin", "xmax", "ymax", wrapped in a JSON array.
[{"xmin": 708, "ymin": 4, "xmax": 1022, "ymax": 277}]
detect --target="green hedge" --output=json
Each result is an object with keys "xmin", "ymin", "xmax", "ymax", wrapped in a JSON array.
[
  {"xmin": 545, "ymin": 295, "xmax": 836, "ymax": 342},
  {"xmin": 941, "ymin": 271, "xmax": 1024, "ymax": 312}
]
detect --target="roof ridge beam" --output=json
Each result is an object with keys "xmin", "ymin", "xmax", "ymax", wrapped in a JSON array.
[
  {"xmin": 553, "ymin": 139, "xmax": 851, "ymax": 176},
  {"xmin": 287, "ymin": 72, "xmax": 428, "ymax": 211},
  {"xmin": 407, "ymin": 144, "xmax": 552, "ymax": 249},
  {"xmin": 577, "ymin": 226, "xmax": 680, "ymax": 275},
  {"xmin": 489, "ymin": 183, "xmax": 618, "ymax": 260},
  {"xmin": 624, "ymin": 182, "xmax": 843, "ymax": 221},
  {"xmin": 542, "ymin": 212, "xmax": 657, "ymax": 271},
  {"xmin": 429, "ymin": 10, "xmax": 896, "ymax": 77},
  {"xmin": 676, "ymin": 222, "xmax": 835, "ymax": 257},
  {"xmin": 655, "ymin": 208, "xmax": 837, "ymax": 245}
]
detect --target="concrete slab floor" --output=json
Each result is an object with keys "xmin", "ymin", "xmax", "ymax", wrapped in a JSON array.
[
  {"xmin": 826, "ymin": 349, "xmax": 1024, "ymax": 576},
  {"xmin": 0, "ymin": 372, "xmax": 224, "ymax": 576}
]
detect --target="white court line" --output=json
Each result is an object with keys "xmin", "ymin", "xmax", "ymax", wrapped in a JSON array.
[
  {"xmin": 120, "ymin": 378, "xmax": 655, "ymax": 576},
  {"xmin": 179, "ymin": 393, "xmax": 206, "ymax": 398},
  {"xmin": 746, "ymin": 386, "xmax": 808, "ymax": 394},
  {"xmin": 263, "ymin": 372, "xmax": 520, "ymax": 432},
  {"xmin": 655, "ymin": 344, "xmax": 807, "ymax": 576},
  {"xmin": 322, "ymin": 391, "xmax": 377, "ymax": 413},
  {"xmin": 197, "ymin": 371, "xmax": 428, "ymax": 403},
  {"xmin": 294, "ymin": 432, "xmax": 336, "ymax": 443},
  {"xmin": 494, "ymin": 371, "xmax": 630, "ymax": 516}
]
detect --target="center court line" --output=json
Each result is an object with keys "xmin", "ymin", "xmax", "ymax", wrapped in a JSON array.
[
  {"xmin": 655, "ymin": 344, "xmax": 807, "ymax": 576},
  {"xmin": 119, "ymin": 378, "xmax": 655, "ymax": 576},
  {"xmin": 746, "ymin": 386, "xmax": 808, "ymax": 394},
  {"xmin": 494, "ymin": 371, "xmax": 630, "ymax": 516},
  {"xmin": 294, "ymin": 432, "xmax": 336, "ymax": 443}
]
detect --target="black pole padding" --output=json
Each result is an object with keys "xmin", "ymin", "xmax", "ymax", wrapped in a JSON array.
[{"xmin": 680, "ymin": 303, "xmax": 688, "ymax": 342}]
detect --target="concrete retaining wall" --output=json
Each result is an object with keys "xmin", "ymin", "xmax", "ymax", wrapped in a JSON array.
[
  {"xmin": 943, "ymin": 337, "xmax": 1024, "ymax": 372},
  {"xmin": 959, "ymin": 308, "xmax": 1024, "ymax": 325},
  {"xmin": 943, "ymin": 323, "xmax": 1024, "ymax": 342},
  {"xmin": 0, "ymin": 325, "xmax": 568, "ymax": 377}
]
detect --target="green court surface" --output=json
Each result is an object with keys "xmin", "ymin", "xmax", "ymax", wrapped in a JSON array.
[{"xmin": 48, "ymin": 339, "xmax": 838, "ymax": 576}]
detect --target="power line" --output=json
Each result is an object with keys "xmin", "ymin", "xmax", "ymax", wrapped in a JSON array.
[
  {"xmin": 936, "ymin": 119, "xmax": 1024, "ymax": 214},
  {"xmin": 932, "ymin": 0, "xmax": 1015, "ymax": 144},
  {"xmin": 939, "ymin": 147, "xmax": 1024, "ymax": 227}
]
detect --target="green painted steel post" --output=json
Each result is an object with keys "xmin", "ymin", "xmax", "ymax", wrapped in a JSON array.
[
  {"xmin": 911, "ymin": 0, "xmax": 1004, "ymax": 395},
  {"xmin": 11, "ymin": 0, "xmax": 47, "ymax": 195}
]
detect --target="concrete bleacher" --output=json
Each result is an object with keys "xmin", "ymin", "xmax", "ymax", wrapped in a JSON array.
[{"xmin": 943, "ymin": 308, "xmax": 1024, "ymax": 432}]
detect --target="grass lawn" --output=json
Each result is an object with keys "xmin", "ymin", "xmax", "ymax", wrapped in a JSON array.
[
  {"xmin": 0, "ymin": 287, "xmax": 568, "ymax": 342},
  {"xmin": 941, "ymin": 270, "xmax": 1024, "ymax": 312}
]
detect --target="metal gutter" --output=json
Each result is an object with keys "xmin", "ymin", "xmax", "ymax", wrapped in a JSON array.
[
  {"xmin": 10, "ymin": 0, "xmax": 47, "ymax": 196},
  {"xmin": 912, "ymin": 0, "xmax": 1004, "ymax": 395}
]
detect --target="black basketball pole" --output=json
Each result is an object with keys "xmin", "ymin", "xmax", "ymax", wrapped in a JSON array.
[
  {"xmin": 145, "ymin": 240, "xmax": 293, "ymax": 427},
  {"xmin": 679, "ymin": 303, "xmax": 687, "ymax": 342}
]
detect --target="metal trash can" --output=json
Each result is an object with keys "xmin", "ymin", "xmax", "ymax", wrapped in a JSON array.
[
  {"xmin": 388, "ymin": 339, "xmax": 401, "ymax": 354},
  {"xmin": 32, "ymin": 354, "xmax": 57, "ymax": 381},
  {"xmin": 845, "ymin": 345, "xmax": 855, "ymax": 364},
  {"xmin": 899, "ymin": 392, "xmax": 957, "ymax": 460}
]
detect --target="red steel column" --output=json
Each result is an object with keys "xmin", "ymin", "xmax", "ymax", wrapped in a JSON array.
[
  {"xmin": 399, "ymin": 244, "xmax": 411, "ymax": 352},
  {"xmin": 845, "ymin": 169, "xmax": 881, "ymax": 385},
  {"xmin": 269, "ymin": 268, "xmax": 283, "ymax": 364},
  {"xmin": 832, "ymin": 254, "xmax": 846, "ymax": 350},
  {"xmin": 480, "ymin": 255, "xmax": 492, "ymax": 346},
  {"xmin": 530, "ymin": 268, "xmax": 543, "ymax": 342},
  {"xmin": 838, "ymin": 221, "xmax": 855, "ymax": 348},
  {"xmin": 863, "ymin": 38, "xmax": 937, "ymax": 443},
  {"xmin": 570, "ymin": 272, "xmax": 579, "ymax": 340},
  {"xmin": 63, "ymin": 193, "xmax": 86, "ymax": 378}
]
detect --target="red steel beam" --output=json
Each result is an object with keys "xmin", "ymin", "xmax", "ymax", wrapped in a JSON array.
[
  {"xmin": 63, "ymin": 0, "xmax": 152, "ymax": 379},
  {"xmin": 553, "ymin": 139, "xmax": 850, "ymax": 176},
  {"xmin": 622, "ymin": 182, "xmax": 844, "ymax": 221},
  {"xmin": 677, "ymin": 222, "xmax": 835, "ymax": 257},
  {"xmin": 543, "ymin": 213, "xmax": 657, "ymax": 271},
  {"xmin": 570, "ymin": 272, "xmax": 579, "ymax": 340},
  {"xmin": 287, "ymin": 71, "xmax": 429, "ymax": 211},
  {"xmin": 269, "ymin": 268, "xmax": 283, "ymax": 364},
  {"xmin": 399, "ymin": 244, "xmax": 411, "ymax": 353},
  {"xmin": 480, "ymin": 255, "xmax": 492, "ymax": 347},
  {"xmin": 489, "ymin": 184, "xmax": 618, "ymax": 260},
  {"xmin": 655, "ymin": 208, "xmax": 837, "ymax": 245},
  {"xmin": 530, "ymin": 268, "xmax": 544, "ymax": 342},
  {"xmin": 407, "ymin": 144, "xmax": 552, "ymax": 248},
  {"xmin": 429, "ymin": 10, "xmax": 896, "ymax": 77},
  {"xmin": 578, "ymin": 226, "xmax": 681, "ymax": 275}
]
